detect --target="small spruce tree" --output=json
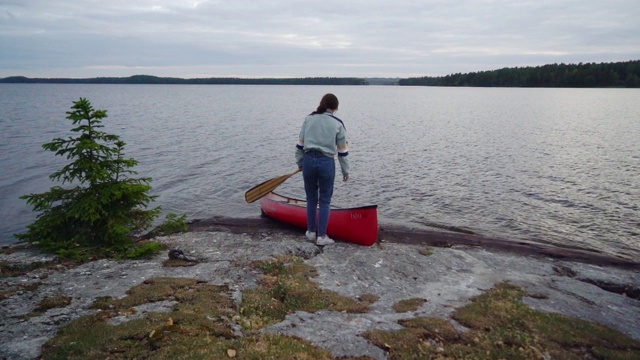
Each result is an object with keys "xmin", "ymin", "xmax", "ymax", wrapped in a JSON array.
[{"xmin": 17, "ymin": 98, "xmax": 160, "ymax": 257}]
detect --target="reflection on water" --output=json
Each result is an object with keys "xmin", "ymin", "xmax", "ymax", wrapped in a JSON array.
[{"xmin": 1, "ymin": 84, "xmax": 638, "ymax": 260}]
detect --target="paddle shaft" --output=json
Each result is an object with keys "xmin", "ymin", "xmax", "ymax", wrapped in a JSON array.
[{"xmin": 244, "ymin": 169, "xmax": 301, "ymax": 203}]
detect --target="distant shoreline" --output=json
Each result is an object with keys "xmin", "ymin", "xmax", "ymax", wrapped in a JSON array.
[
  {"xmin": 2, "ymin": 59, "xmax": 638, "ymax": 87},
  {"xmin": 0, "ymin": 75, "xmax": 373, "ymax": 86}
]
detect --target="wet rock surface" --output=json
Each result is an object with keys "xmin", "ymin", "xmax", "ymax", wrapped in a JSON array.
[{"xmin": 1, "ymin": 222, "xmax": 639, "ymax": 359}]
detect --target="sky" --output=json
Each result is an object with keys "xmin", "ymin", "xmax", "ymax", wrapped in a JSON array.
[{"xmin": 1, "ymin": 0, "xmax": 639, "ymax": 79}]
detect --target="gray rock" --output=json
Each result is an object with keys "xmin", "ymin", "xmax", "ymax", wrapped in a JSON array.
[{"xmin": 1, "ymin": 231, "xmax": 638, "ymax": 359}]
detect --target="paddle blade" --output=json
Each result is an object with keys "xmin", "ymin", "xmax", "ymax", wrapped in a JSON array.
[{"xmin": 244, "ymin": 169, "xmax": 301, "ymax": 203}]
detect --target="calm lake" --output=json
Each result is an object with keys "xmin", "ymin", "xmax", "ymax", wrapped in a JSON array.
[{"xmin": 1, "ymin": 84, "xmax": 638, "ymax": 260}]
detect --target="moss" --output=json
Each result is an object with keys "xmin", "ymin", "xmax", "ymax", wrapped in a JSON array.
[
  {"xmin": 44, "ymin": 258, "xmax": 373, "ymax": 359},
  {"xmin": 0, "ymin": 260, "xmax": 52, "ymax": 279},
  {"xmin": 27, "ymin": 294, "xmax": 72, "ymax": 318},
  {"xmin": 393, "ymin": 298, "xmax": 428, "ymax": 313},
  {"xmin": 162, "ymin": 258, "xmax": 198, "ymax": 267},
  {"xmin": 0, "ymin": 281, "xmax": 42, "ymax": 301},
  {"xmin": 242, "ymin": 255, "xmax": 371, "ymax": 329},
  {"xmin": 0, "ymin": 261, "xmax": 26, "ymax": 278},
  {"xmin": 364, "ymin": 282, "xmax": 640, "ymax": 359},
  {"xmin": 358, "ymin": 293, "xmax": 380, "ymax": 304}
]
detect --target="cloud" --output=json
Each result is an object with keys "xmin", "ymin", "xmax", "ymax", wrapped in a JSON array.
[{"xmin": 0, "ymin": 0, "xmax": 638, "ymax": 78}]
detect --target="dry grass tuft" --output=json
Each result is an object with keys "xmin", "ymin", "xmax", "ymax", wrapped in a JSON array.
[{"xmin": 393, "ymin": 298, "xmax": 428, "ymax": 313}]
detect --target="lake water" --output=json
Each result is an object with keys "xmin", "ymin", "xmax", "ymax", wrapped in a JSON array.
[{"xmin": 1, "ymin": 84, "xmax": 638, "ymax": 260}]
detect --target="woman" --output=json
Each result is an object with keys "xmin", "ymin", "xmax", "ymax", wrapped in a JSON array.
[{"xmin": 295, "ymin": 93, "xmax": 350, "ymax": 246}]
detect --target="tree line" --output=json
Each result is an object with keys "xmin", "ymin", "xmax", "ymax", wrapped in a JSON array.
[
  {"xmin": 3, "ymin": 60, "xmax": 639, "ymax": 87},
  {"xmin": 399, "ymin": 60, "xmax": 640, "ymax": 87},
  {"xmin": 0, "ymin": 75, "xmax": 366, "ymax": 85}
]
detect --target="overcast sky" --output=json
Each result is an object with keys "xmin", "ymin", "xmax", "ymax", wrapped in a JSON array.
[{"xmin": 1, "ymin": 0, "xmax": 639, "ymax": 79}]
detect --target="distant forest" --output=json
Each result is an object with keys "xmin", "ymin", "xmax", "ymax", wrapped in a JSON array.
[
  {"xmin": 0, "ymin": 75, "xmax": 366, "ymax": 85},
  {"xmin": 2, "ymin": 60, "xmax": 639, "ymax": 87},
  {"xmin": 399, "ymin": 60, "xmax": 640, "ymax": 87}
]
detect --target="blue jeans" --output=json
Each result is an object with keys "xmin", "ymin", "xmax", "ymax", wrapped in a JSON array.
[{"xmin": 302, "ymin": 151, "xmax": 335, "ymax": 237}]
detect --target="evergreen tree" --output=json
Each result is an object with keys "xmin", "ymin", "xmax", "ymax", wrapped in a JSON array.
[{"xmin": 16, "ymin": 98, "xmax": 160, "ymax": 257}]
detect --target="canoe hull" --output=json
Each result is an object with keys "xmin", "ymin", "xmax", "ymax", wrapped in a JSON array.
[{"xmin": 260, "ymin": 192, "xmax": 379, "ymax": 246}]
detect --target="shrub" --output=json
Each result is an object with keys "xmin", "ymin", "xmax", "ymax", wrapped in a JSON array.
[
  {"xmin": 152, "ymin": 213, "xmax": 189, "ymax": 236},
  {"xmin": 16, "ymin": 98, "xmax": 161, "ymax": 258}
]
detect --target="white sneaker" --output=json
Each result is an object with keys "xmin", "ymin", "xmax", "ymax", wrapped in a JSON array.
[
  {"xmin": 305, "ymin": 231, "xmax": 316, "ymax": 242},
  {"xmin": 316, "ymin": 236, "xmax": 335, "ymax": 246}
]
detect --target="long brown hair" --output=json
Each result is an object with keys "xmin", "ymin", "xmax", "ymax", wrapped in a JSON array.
[{"xmin": 313, "ymin": 93, "xmax": 339, "ymax": 114}]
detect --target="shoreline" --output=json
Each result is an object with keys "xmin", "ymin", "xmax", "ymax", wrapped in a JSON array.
[
  {"xmin": 3, "ymin": 215, "xmax": 637, "ymax": 268},
  {"xmin": 189, "ymin": 215, "xmax": 640, "ymax": 270}
]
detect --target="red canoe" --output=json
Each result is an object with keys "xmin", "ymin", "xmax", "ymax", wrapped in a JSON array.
[{"xmin": 260, "ymin": 192, "xmax": 379, "ymax": 246}]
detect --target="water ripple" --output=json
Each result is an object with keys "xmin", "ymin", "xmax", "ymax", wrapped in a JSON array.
[{"xmin": 1, "ymin": 84, "xmax": 638, "ymax": 260}]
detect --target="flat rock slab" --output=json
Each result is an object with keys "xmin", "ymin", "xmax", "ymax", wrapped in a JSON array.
[{"xmin": 1, "ymin": 230, "xmax": 639, "ymax": 360}]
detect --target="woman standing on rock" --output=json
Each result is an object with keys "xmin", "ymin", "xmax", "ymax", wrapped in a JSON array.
[{"xmin": 295, "ymin": 93, "xmax": 350, "ymax": 246}]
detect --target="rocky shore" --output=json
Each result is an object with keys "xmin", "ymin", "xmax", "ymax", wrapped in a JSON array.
[{"xmin": 1, "ymin": 217, "xmax": 639, "ymax": 359}]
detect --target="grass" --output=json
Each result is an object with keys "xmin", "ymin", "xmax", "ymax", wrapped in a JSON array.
[
  {"xmin": 364, "ymin": 282, "xmax": 640, "ymax": 360},
  {"xmin": 35, "ymin": 257, "xmax": 640, "ymax": 360}
]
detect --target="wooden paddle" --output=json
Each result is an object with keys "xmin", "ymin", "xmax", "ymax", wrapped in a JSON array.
[{"xmin": 244, "ymin": 169, "xmax": 301, "ymax": 203}]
